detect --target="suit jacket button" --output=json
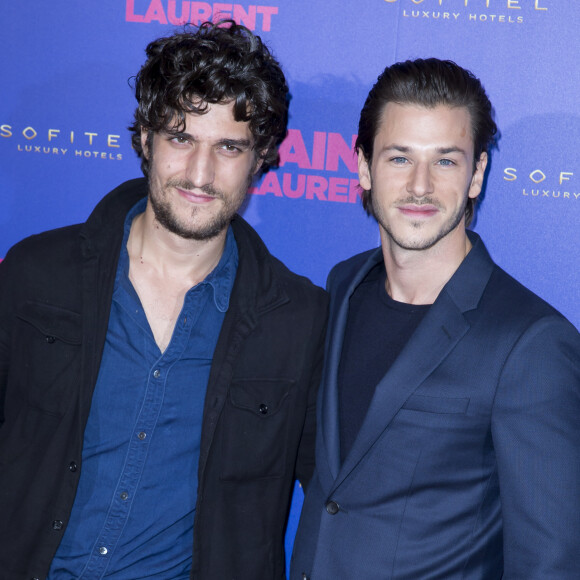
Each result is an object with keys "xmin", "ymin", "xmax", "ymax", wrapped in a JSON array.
[
  {"xmin": 52, "ymin": 520, "xmax": 63, "ymax": 530},
  {"xmin": 325, "ymin": 500, "xmax": 339, "ymax": 515}
]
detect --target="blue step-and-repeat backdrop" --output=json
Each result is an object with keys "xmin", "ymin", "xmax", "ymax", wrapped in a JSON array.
[{"xmin": 1, "ymin": 0, "xmax": 578, "ymax": 570}]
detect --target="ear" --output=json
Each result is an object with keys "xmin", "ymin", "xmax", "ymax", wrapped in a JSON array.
[
  {"xmin": 252, "ymin": 152, "xmax": 265, "ymax": 175},
  {"xmin": 468, "ymin": 151, "xmax": 488, "ymax": 200},
  {"xmin": 357, "ymin": 147, "xmax": 372, "ymax": 191},
  {"xmin": 140, "ymin": 128, "xmax": 150, "ymax": 160}
]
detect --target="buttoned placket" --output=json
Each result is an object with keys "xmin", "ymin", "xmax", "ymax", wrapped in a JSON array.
[{"xmin": 77, "ymin": 286, "xmax": 204, "ymax": 578}]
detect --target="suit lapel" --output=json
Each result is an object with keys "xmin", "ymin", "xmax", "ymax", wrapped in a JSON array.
[
  {"xmin": 323, "ymin": 232, "xmax": 496, "ymax": 493},
  {"xmin": 332, "ymin": 291, "xmax": 470, "ymax": 490},
  {"xmin": 317, "ymin": 250, "xmax": 383, "ymax": 485}
]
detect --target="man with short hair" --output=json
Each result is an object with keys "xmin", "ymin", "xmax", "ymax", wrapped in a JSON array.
[
  {"xmin": 0, "ymin": 21, "xmax": 327, "ymax": 579},
  {"xmin": 291, "ymin": 59, "xmax": 580, "ymax": 579}
]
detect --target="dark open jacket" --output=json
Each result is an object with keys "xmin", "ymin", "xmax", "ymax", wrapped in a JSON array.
[{"xmin": 0, "ymin": 178, "xmax": 328, "ymax": 579}]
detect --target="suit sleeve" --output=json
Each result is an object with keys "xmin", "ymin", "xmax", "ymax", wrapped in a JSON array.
[{"xmin": 492, "ymin": 315, "xmax": 580, "ymax": 579}]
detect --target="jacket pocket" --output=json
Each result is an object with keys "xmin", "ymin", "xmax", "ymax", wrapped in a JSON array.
[
  {"xmin": 402, "ymin": 393, "xmax": 470, "ymax": 414},
  {"xmin": 220, "ymin": 379, "xmax": 293, "ymax": 481},
  {"xmin": 14, "ymin": 300, "xmax": 82, "ymax": 414}
]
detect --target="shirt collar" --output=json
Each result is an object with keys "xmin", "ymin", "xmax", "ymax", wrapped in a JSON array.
[{"xmin": 202, "ymin": 226, "xmax": 237, "ymax": 313}]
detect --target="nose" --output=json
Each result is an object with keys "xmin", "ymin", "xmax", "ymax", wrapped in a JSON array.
[
  {"xmin": 406, "ymin": 163, "xmax": 434, "ymax": 198},
  {"xmin": 185, "ymin": 146, "xmax": 214, "ymax": 189}
]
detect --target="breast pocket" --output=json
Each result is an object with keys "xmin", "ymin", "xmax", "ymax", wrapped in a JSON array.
[
  {"xmin": 402, "ymin": 393, "xmax": 470, "ymax": 414},
  {"xmin": 220, "ymin": 379, "xmax": 293, "ymax": 481},
  {"xmin": 14, "ymin": 300, "xmax": 82, "ymax": 415}
]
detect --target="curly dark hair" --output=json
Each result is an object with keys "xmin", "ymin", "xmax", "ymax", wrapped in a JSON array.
[
  {"xmin": 356, "ymin": 58, "xmax": 498, "ymax": 226},
  {"xmin": 129, "ymin": 20, "xmax": 289, "ymax": 177}
]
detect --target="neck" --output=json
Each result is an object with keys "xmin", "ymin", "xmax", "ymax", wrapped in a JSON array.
[
  {"xmin": 127, "ymin": 205, "xmax": 228, "ymax": 287},
  {"xmin": 381, "ymin": 228, "xmax": 472, "ymax": 305}
]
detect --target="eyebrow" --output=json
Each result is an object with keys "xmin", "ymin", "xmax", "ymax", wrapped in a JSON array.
[
  {"xmin": 380, "ymin": 144, "xmax": 467, "ymax": 156},
  {"xmin": 165, "ymin": 131, "xmax": 253, "ymax": 150},
  {"xmin": 217, "ymin": 138, "xmax": 253, "ymax": 150}
]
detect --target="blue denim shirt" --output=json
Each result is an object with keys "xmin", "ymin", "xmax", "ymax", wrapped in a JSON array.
[{"xmin": 49, "ymin": 199, "xmax": 238, "ymax": 579}]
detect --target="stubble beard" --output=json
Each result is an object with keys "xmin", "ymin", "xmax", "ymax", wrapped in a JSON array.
[
  {"xmin": 375, "ymin": 191, "xmax": 469, "ymax": 252},
  {"xmin": 148, "ymin": 177, "xmax": 250, "ymax": 241}
]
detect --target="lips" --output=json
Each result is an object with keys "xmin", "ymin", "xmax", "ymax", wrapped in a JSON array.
[
  {"xmin": 176, "ymin": 187, "xmax": 216, "ymax": 204},
  {"xmin": 398, "ymin": 204, "xmax": 439, "ymax": 218}
]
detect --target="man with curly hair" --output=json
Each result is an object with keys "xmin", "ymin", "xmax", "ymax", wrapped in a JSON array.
[{"xmin": 0, "ymin": 21, "xmax": 327, "ymax": 579}]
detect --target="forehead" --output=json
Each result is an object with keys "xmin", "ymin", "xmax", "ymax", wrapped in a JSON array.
[
  {"xmin": 169, "ymin": 101, "xmax": 254, "ymax": 141},
  {"xmin": 374, "ymin": 102, "xmax": 474, "ymax": 152}
]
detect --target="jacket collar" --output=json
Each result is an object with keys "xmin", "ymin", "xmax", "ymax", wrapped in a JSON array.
[{"xmin": 79, "ymin": 177, "xmax": 289, "ymax": 313}]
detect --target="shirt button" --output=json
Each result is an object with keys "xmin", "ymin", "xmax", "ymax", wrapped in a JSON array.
[
  {"xmin": 153, "ymin": 369, "xmax": 161, "ymax": 378},
  {"xmin": 325, "ymin": 500, "xmax": 339, "ymax": 515},
  {"xmin": 120, "ymin": 491, "xmax": 129, "ymax": 500},
  {"xmin": 99, "ymin": 546, "xmax": 108, "ymax": 555},
  {"xmin": 259, "ymin": 403, "xmax": 269, "ymax": 415},
  {"xmin": 52, "ymin": 520, "xmax": 63, "ymax": 530},
  {"xmin": 69, "ymin": 461, "xmax": 78, "ymax": 472},
  {"xmin": 137, "ymin": 431, "xmax": 147, "ymax": 440}
]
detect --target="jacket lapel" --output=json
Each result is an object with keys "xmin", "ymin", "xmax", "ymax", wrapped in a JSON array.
[
  {"xmin": 317, "ymin": 250, "xmax": 384, "ymax": 485},
  {"xmin": 333, "ymin": 291, "xmax": 470, "ymax": 490},
  {"xmin": 323, "ymin": 232, "xmax": 495, "ymax": 493}
]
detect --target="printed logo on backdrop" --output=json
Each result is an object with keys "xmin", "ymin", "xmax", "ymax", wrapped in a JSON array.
[
  {"xmin": 384, "ymin": 0, "xmax": 549, "ymax": 25},
  {"xmin": 250, "ymin": 129, "xmax": 362, "ymax": 204},
  {"xmin": 503, "ymin": 165, "xmax": 580, "ymax": 202},
  {"xmin": 125, "ymin": 1, "xmax": 279, "ymax": 31},
  {"xmin": 1, "ymin": 123, "xmax": 127, "ymax": 162}
]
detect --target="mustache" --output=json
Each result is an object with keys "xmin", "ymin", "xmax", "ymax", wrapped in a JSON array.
[
  {"xmin": 396, "ymin": 196, "xmax": 442, "ymax": 208},
  {"xmin": 165, "ymin": 179, "xmax": 223, "ymax": 199}
]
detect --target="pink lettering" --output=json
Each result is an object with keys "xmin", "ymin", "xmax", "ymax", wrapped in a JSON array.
[
  {"xmin": 252, "ymin": 172, "xmax": 283, "ymax": 197},
  {"xmin": 257, "ymin": 5, "xmax": 278, "ymax": 31},
  {"xmin": 126, "ymin": 0, "xmax": 145, "ymax": 22},
  {"xmin": 282, "ymin": 173, "xmax": 306, "ymax": 199},
  {"xmin": 190, "ymin": 2, "xmax": 212, "ymax": 24},
  {"xmin": 279, "ymin": 130, "xmax": 311, "ymax": 169},
  {"xmin": 326, "ymin": 133, "xmax": 357, "ymax": 172},
  {"xmin": 213, "ymin": 3, "xmax": 233, "ymax": 20},
  {"xmin": 306, "ymin": 175, "xmax": 327, "ymax": 201},
  {"xmin": 168, "ymin": 0, "xmax": 190, "ymax": 24},
  {"xmin": 328, "ymin": 177, "xmax": 348, "ymax": 202},
  {"xmin": 233, "ymin": 4, "xmax": 256, "ymax": 30},
  {"xmin": 311, "ymin": 132, "xmax": 326, "ymax": 170},
  {"xmin": 144, "ymin": 0, "xmax": 168, "ymax": 23}
]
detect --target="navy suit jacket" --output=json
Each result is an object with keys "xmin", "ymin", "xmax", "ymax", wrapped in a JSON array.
[{"xmin": 292, "ymin": 232, "xmax": 580, "ymax": 580}]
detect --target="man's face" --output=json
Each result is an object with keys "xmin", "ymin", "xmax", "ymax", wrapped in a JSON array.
[
  {"xmin": 141, "ymin": 101, "xmax": 261, "ymax": 241},
  {"xmin": 358, "ymin": 103, "xmax": 487, "ymax": 253}
]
